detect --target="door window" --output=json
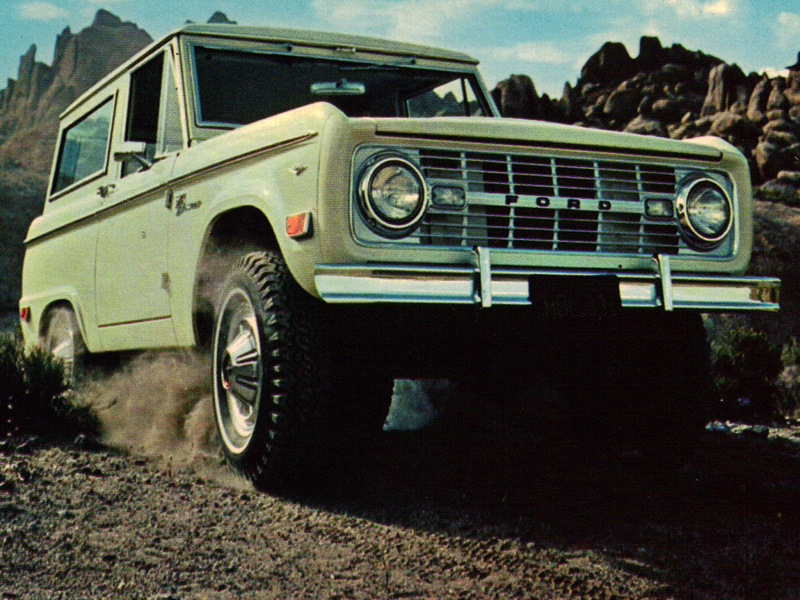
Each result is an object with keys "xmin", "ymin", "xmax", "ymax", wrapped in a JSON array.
[{"xmin": 52, "ymin": 97, "xmax": 115, "ymax": 194}]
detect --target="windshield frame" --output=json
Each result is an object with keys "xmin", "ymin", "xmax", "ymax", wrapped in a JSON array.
[{"xmin": 182, "ymin": 37, "xmax": 496, "ymax": 131}]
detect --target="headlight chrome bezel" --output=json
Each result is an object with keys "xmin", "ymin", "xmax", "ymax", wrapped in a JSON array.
[
  {"xmin": 676, "ymin": 174, "xmax": 733, "ymax": 249},
  {"xmin": 358, "ymin": 154, "xmax": 428, "ymax": 237}
]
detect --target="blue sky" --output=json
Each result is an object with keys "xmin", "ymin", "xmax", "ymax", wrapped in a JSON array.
[{"xmin": 2, "ymin": 0, "xmax": 800, "ymax": 97}]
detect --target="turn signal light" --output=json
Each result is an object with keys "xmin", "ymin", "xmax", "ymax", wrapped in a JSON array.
[
  {"xmin": 286, "ymin": 212, "xmax": 312, "ymax": 239},
  {"xmin": 19, "ymin": 306, "xmax": 30, "ymax": 322}
]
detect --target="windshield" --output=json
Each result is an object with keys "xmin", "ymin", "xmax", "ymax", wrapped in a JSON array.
[{"xmin": 191, "ymin": 45, "xmax": 489, "ymax": 126}]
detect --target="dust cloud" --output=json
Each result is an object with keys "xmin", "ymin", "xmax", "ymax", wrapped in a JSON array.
[{"xmin": 77, "ymin": 350, "xmax": 227, "ymax": 476}]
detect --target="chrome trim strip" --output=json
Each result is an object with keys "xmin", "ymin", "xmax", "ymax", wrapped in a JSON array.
[
  {"xmin": 314, "ymin": 263, "xmax": 780, "ymax": 312},
  {"xmin": 656, "ymin": 254, "xmax": 674, "ymax": 311},
  {"xmin": 476, "ymin": 247, "xmax": 492, "ymax": 307}
]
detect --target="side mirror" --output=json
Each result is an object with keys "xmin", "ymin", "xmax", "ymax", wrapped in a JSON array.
[{"xmin": 113, "ymin": 141, "xmax": 151, "ymax": 169}]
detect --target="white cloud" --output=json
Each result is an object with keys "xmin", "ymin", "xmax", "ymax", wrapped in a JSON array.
[
  {"xmin": 640, "ymin": 0, "xmax": 735, "ymax": 19},
  {"xmin": 776, "ymin": 11, "xmax": 800, "ymax": 49},
  {"xmin": 18, "ymin": 1, "xmax": 68, "ymax": 20},
  {"xmin": 311, "ymin": 0, "xmax": 547, "ymax": 43},
  {"xmin": 490, "ymin": 41, "xmax": 571, "ymax": 65},
  {"xmin": 759, "ymin": 66, "xmax": 789, "ymax": 79},
  {"xmin": 700, "ymin": 0, "xmax": 731, "ymax": 16}
]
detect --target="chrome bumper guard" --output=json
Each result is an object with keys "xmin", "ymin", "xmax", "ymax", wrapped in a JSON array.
[{"xmin": 314, "ymin": 252, "xmax": 780, "ymax": 312}]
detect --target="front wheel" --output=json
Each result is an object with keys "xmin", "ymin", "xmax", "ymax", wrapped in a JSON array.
[{"xmin": 212, "ymin": 251, "xmax": 328, "ymax": 487}]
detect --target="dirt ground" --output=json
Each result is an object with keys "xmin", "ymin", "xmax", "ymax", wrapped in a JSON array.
[{"xmin": 2, "ymin": 408, "xmax": 800, "ymax": 600}]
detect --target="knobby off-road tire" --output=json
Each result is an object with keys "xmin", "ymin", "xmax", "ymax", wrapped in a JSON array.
[
  {"xmin": 212, "ymin": 251, "xmax": 331, "ymax": 488},
  {"xmin": 42, "ymin": 305, "xmax": 87, "ymax": 386}
]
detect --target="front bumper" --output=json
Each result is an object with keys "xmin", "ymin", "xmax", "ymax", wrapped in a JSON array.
[{"xmin": 314, "ymin": 253, "xmax": 780, "ymax": 312}]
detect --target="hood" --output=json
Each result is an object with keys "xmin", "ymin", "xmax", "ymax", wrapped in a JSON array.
[{"xmin": 365, "ymin": 116, "xmax": 724, "ymax": 162}]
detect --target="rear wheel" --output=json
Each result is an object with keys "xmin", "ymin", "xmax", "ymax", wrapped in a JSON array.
[{"xmin": 42, "ymin": 306, "xmax": 86, "ymax": 386}]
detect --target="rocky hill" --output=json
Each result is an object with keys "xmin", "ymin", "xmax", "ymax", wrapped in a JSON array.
[
  {"xmin": 0, "ymin": 10, "xmax": 151, "ymax": 177},
  {"xmin": 0, "ymin": 10, "xmax": 151, "ymax": 314},
  {"xmin": 492, "ymin": 36, "xmax": 800, "ymax": 191}
]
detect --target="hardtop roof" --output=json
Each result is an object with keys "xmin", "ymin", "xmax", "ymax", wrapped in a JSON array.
[
  {"xmin": 177, "ymin": 24, "xmax": 479, "ymax": 65},
  {"xmin": 60, "ymin": 24, "xmax": 481, "ymax": 120}
]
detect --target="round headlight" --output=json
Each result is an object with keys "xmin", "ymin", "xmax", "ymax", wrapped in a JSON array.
[
  {"xmin": 677, "ymin": 177, "xmax": 732, "ymax": 247},
  {"xmin": 359, "ymin": 156, "xmax": 427, "ymax": 233}
]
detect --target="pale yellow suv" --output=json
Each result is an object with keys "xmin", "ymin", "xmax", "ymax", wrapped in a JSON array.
[{"xmin": 20, "ymin": 24, "xmax": 780, "ymax": 485}]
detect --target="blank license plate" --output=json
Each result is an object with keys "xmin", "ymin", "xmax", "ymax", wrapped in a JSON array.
[{"xmin": 528, "ymin": 275, "xmax": 621, "ymax": 319}]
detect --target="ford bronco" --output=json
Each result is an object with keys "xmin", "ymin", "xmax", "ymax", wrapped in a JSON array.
[{"xmin": 20, "ymin": 24, "xmax": 780, "ymax": 485}]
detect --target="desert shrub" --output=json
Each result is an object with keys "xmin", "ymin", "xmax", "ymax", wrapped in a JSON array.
[
  {"xmin": 0, "ymin": 331, "xmax": 95, "ymax": 438},
  {"xmin": 781, "ymin": 337, "xmax": 800, "ymax": 368},
  {"xmin": 711, "ymin": 327, "xmax": 784, "ymax": 423}
]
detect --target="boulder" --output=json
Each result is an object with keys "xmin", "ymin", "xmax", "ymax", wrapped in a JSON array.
[
  {"xmin": 760, "ymin": 171, "xmax": 800, "ymax": 194},
  {"xmin": 763, "ymin": 118, "xmax": 800, "ymax": 137},
  {"xmin": 603, "ymin": 88, "xmax": 640, "ymax": 121},
  {"xmin": 701, "ymin": 63, "xmax": 749, "ymax": 116},
  {"xmin": 766, "ymin": 130, "xmax": 799, "ymax": 147},
  {"xmin": 651, "ymin": 96, "xmax": 688, "ymax": 122},
  {"xmin": 789, "ymin": 104, "xmax": 800, "ymax": 127},
  {"xmin": 785, "ymin": 71, "xmax": 800, "ymax": 106},
  {"xmin": 669, "ymin": 116, "xmax": 713, "ymax": 140},
  {"xmin": 755, "ymin": 139, "xmax": 800, "ymax": 182},
  {"xmin": 636, "ymin": 36, "xmax": 665, "ymax": 71},
  {"xmin": 657, "ymin": 63, "xmax": 690, "ymax": 85},
  {"xmin": 492, "ymin": 74, "xmax": 540, "ymax": 119},
  {"xmin": 580, "ymin": 41, "xmax": 636, "ymax": 86},
  {"xmin": 767, "ymin": 108, "xmax": 788, "ymax": 122},
  {"xmin": 767, "ymin": 79, "xmax": 789, "ymax": 111},
  {"xmin": 559, "ymin": 82, "xmax": 580, "ymax": 122},
  {"xmin": 208, "ymin": 11, "xmax": 237, "ymax": 24},
  {"xmin": 710, "ymin": 111, "xmax": 758, "ymax": 138},
  {"xmin": 624, "ymin": 115, "xmax": 667, "ymax": 137},
  {"xmin": 747, "ymin": 75, "xmax": 771, "ymax": 125}
]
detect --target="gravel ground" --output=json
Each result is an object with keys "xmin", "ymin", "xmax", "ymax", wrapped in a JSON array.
[{"xmin": 2, "ymin": 416, "xmax": 800, "ymax": 600}]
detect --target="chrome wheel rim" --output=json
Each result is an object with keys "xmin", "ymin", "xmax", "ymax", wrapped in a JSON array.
[{"xmin": 213, "ymin": 289, "xmax": 264, "ymax": 454}]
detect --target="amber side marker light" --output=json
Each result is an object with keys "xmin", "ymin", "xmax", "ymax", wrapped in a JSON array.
[
  {"xmin": 19, "ymin": 306, "xmax": 31, "ymax": 322},
  {"xmin": 286, "ymin": 212, "xmax": 312, "ymax": 239}
]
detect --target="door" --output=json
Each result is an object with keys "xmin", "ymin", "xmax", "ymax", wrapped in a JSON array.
[{"xmin": 95, "ymin": 49, "xmax": 183, "ymax": 347}]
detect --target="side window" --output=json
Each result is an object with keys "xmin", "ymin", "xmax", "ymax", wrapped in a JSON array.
[
  {"xmin": 407, "ymin": 78, "xmax": 486, "ymax": 118},
  {"xmin": 122, "ymin": 51, "xmax": 183, "ymax": 177},
  {"xmin": 52, "ymin": 97, "xmax": 114, "ymax": 194},
  {"xmin": 123, "ymin": 54, "xmax": 163, "ymax": 177}
]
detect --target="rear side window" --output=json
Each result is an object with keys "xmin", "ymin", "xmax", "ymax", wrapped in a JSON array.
[{"xmin": 52, "ymin": 97, "xmax": 115, "ymax": 195}]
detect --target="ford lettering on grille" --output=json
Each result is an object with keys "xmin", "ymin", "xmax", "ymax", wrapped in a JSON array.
[{"xmin": 416, "ymin": 148, "xmax": 682, "ymax": 255}]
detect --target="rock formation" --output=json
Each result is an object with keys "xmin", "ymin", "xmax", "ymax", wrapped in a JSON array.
[
  {"xmin": 0, "ymin": 10, "xmax": 152, "ymax": 176},
  {"xmin": 491, "ymin": 35, "xmax": 800, "ymax": 187}
]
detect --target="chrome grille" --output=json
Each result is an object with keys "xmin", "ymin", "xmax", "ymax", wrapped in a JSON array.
[
  {"xmin": 420, "ymin": 150, "xmax": 677, "ymax": 200},
  {"xmin": 420, "ymin": 205, "xmax": 680, "ymax": 253},
  {"xmin": 417, "ymin": 149, "xmax": 681, "ymax": 254}
]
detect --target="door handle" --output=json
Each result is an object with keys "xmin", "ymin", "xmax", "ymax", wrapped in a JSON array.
[{"xmin": 98, "ymin": 184, "xmax": 116, "ymax": 198}]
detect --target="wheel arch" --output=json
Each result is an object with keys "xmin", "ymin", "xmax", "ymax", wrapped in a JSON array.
[
  {"xmin": 38, "ymin": 298, "xmax": 81, "ymax": 338},
  {"xmin": 193, "ymin": 205, "xmax": 280, "ymax": 348}
]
